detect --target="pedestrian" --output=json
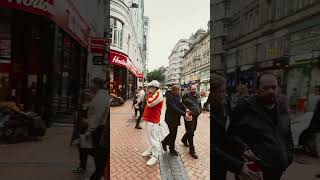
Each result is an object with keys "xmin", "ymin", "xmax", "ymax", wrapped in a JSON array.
[
  {"xmin": 141, "ymin": 80, "xmax": 164, "ymax": 166},
  {"xmin": 76, "ymin": 77, "xmax": 109, "ymax": 180},
  {"xmin": 211, "ymin": 74, "xmax": 260, "ymax": 180},
  {"xmin": 228, "ymin": 73, "xmax": 294, "ymax": 180},
  {"xmin": 181, "ymin": 85, "xmax": 202, "ymax": 159},
  {"xmin": 230, "ymin": 83, "xmax": 250, "ymax": 111},
  {"xmin": 307, "ymin": 88, "xmax": 320, "ymax": 112},
  {"xmin": 289, "ymin": 88, "xmax": 299, "ymax": 113},
  {"xmin": 134, "ymin": 86, "xmax": 146, "ymax": 129},
  {"xmin": 133, "ymin": 90, "xmax": 139, "ymax": 117},
  {"xmin": 161, "ymin": 85, "xmax": 189, "ymax": 156}
]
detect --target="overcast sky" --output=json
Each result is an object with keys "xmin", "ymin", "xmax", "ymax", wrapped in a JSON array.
[{"xmin": 144, "ymin": 0, "xmax": 210, "ymax": 71}]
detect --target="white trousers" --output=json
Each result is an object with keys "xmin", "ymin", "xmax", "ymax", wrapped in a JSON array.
[{"xmin": 145, "ymin": 121, "xmax": 161, "ymax": 158}]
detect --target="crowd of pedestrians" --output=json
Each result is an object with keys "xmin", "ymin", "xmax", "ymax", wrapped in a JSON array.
[{"xmin": 130, "ymin": 80, "xmax": 206, "ymax": 166}]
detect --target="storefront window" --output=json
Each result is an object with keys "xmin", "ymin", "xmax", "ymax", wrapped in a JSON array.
[
  {"xmin": 0, "ymin": 15, "xmax": 11, "ymax": 102},
  {"xmin": 110, "ymin": 17, "xmax": 123, "ymax": 49}
]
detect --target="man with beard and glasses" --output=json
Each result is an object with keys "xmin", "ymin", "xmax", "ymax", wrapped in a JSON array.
[{"xmin": 228, "ymin": 73, "xmax": 294, "ymax": 180}]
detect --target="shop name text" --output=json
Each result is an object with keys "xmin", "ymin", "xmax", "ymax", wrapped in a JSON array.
[
  {"xmin": 8, "ymin": 0, "xmax": 50, "ymax": 12},
  {"xmin": 112, "ymin": 56, "xmax": 127, "ymax": 66}
]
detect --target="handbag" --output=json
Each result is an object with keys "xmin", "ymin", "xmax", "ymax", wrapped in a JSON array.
[{"xmin": 158, "ymin": 121, "xmax": 169, "ymax": 142}]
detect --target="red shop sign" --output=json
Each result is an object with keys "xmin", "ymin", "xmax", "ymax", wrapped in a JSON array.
[
  {"xmin": 89, "ymin": 38, "xmax": 106, "ymax": 56},
  {"xmin": 126, "ymin": 59, "xmax": 139, "ymax": 77},
  {"xmin": 137, "ymin": 72, "xmax": 144, "ymax": 79},
  {"xmin": 110, "ymin": 50, "xmax": 128, "ymax": 68},
  {"xmin": 0, "ymin": 0, "xmax": 54, "ymax": 18},
  {"xmin": 110, "ymin": 50, "xmax": 141, "ymax": 77}
]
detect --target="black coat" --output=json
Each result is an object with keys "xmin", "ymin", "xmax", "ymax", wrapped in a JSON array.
[
  {"xmin": 165, "ymin": 91, "xmax": 185, "ymax": 127},
  {"xmin": 228, "ymin": 95, "xmax": 294, "ymax": 170},
  {"xmin": 211, "ymin": 103, "xmax": 243, "ymax": 180},
  {"xmin": 182, "ymin": 92, "xmax": 202, "ymax": 117}
]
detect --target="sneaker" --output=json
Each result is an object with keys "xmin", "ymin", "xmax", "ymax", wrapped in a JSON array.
[
  {"xmin": 142, "ymin": 149, "xmax": 152, "ymax": 157},
  {"xmin": 146, "ymin": 156, "xmax": 158, "ymax": 166},
  {"xmin": 72, "ymin": 167, "xmax": 86, "ymax": 173}
]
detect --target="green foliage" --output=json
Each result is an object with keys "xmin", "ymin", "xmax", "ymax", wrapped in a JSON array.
[{"xmin": 146, "ymin": 66, "xmax": 166, "ymax": 83}]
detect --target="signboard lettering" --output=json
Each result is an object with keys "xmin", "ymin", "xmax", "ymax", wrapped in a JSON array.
[{"xmin": 7, "ymin": 0, "xmax": 51, "ymax": 12}]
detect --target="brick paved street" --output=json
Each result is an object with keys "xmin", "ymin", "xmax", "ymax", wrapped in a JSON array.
[
  {"xmin": 110, "ymin": 100, "xmax": 210, "ymax": 180},
  {"xmin": 0, "ymin": 123, "xmax": 96, "ymax": 180}
]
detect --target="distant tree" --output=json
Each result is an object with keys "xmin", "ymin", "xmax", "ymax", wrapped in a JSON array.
[{"xmin": 146, "ymin": 66, "xmax": 166, "ymax": 83}]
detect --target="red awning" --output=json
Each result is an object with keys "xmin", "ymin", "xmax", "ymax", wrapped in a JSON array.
[
  {"xmin": 89, "ymin": 38, "xmax": 107, "ymax": 57},
  {"xmin": 110, "ymin": 50, "xmax": 142, "ymax": 78}
]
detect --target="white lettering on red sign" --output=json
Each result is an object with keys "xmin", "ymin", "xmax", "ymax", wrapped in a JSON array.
[
  {"xmin": 7, "ymin": 0, "xmax": 50, "ymax": 12},
  {"xmin": 112, "ymin": 56, "xmax": 127, "ymax": 66}
]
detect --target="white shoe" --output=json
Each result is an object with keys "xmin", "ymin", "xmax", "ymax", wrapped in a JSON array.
[
  {"xmin": 146, "ymin": 156, "xmax": 158, "ymax": 166},
  {"xmin": 142, "ymin": 149, "xmax": 152, "ymax": 157}
]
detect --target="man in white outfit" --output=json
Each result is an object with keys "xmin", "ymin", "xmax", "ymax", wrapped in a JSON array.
[{"xmin": 141, "ymin": 80, "xmax": 164, "ymax": 166}]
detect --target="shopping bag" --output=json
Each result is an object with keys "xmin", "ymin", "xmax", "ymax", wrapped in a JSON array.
[
  {"xmin": 158, "ymin": 121, "xmax": 169, "ymax": 142},
  {"xmin": 238, "ymin": 161, "xmax": 263, "ymax": 180}
]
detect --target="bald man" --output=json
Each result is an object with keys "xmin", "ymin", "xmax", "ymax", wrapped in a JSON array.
[
  {"xmin": 181, "ymin": 85, "xmax": 202, "ymax": 159},
  {"xmin": 228, "ymin": 73, "xmax": 293, "ymax": 180}
]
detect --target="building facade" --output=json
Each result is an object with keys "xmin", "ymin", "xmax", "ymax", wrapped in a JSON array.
[
  {"xmin": 110, "ymin": 0, "xmax": 147, "ymax": 100},
  {"xmin": 211, "ymin": 0, "xmax": 320, "ymax": 110},
  {"xmin": 142, "ymin": 16, "xmax": 149, "ymax": 80},
  {"xmin": 181, "ymin": 30, "xmax": 210, "ymax": 92},
  {"xmin": 0, "ymin": 0, "xmax": 107, "ymax": 122},
  {"xmin": 167, "ymin": 39, "xmax": 190, "ymax": 85}
]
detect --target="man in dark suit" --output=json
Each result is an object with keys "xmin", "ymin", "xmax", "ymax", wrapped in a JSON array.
[{"xmin": 162, "ymin": 85, "xmax": 187, "ymax": 156}]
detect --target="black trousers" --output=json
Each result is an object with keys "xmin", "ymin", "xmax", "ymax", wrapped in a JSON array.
[
  {"xmin": 181, "ymin": 115, "xmax": 199, "ymax": 152},
  {"xmin": 163, "ymin": 125, "xmax": 178, "ymax": 150},
  {"xmin": 79, "ymin": 148, "xmax": 89, "ymax": 169},
  {"xmin": 89, "ymin": 147, "xmax": 107, "ymax": 180},
  {"xmin": 78, "ymin": 147, "xmax": 106, "ymax": 180},
  {"xmin": 136, "ymin": 105, "xmax": 144, "ymax": 126},
  {"xmin": 134, "ymin": 108, "xmax": 138, "ymax": 116}
]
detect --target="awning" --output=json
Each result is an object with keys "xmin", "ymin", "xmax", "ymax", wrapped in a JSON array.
[{"xmin": 110, "ymin": 50, "xmax": 142, "ymax": 78}]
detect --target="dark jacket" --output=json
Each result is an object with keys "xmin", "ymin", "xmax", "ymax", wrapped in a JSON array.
[
  {"xmin": 165, "ymin": 91, "xmax": 185, "ymax": 127},
  {"xmin": 182, "ymin": 92, "xmax": 202, "ymax": 117},
  {"xmin": 307, "ymin": 100, "xmax": 320, "ymax": 131},
  {"xmin": 212, "ymin": 103, "xmax": 243, "ymax": 179},
  {"xmin": 228, "ymin": 95, "xmax": 294, "ymax": 170}
]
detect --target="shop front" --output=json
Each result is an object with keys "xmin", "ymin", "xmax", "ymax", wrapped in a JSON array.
[
  {"xmin": 110, "ymin": 50, "xmax": 142, "ymax": 101},
  {"xmin": 0, "ymin": 2, "xmax": 90, "ymax": 122},
  {"xmin": 226, "ymin": 67, "xmax": 237, "ymax": 94},
  {"xmin": 239, "ymin": 65, "xmax": 256, "ymax": 88}
]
